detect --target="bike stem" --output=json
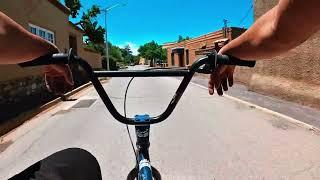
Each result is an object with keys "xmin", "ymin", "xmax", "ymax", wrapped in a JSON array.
[{"xmin": 134, "ymin": 115, "xmax": 153, "ymax": 179}]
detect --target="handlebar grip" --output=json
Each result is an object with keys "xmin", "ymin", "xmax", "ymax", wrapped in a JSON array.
[
  {"xmin": 19, "ymin": 53, "xmax": 69, "ymax": 67},
  {"xmin": 217, "ymin": 55, "xmax": 256, "ymax": 67}
]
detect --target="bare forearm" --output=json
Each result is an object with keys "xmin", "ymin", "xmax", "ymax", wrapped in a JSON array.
[
  {"xmin": 220, "ymin": 0, "xmax": 320, "ymax": 60},
  {"xmin": 0, "ymin": 11, "xmax": 58, "ymax": 64},
  {"xmin": 220, "ymin": 7, "xmax": 281, "ymax": 60}
]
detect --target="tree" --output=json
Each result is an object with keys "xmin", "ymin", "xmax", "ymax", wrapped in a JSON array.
[
  {"xmin": 64, "ymin": 0, "xmax": 105, "ymax": 46},
  {"xmin": 62, "ymin": 1, "xmax": 137, "ymax": 68},
  {"xmin": 133, "ymin": 55, "xmax": 140, "ymax": 65},
  {"xmin": 138, "ymin": 41, "xmax": 167, "ymax": 63},
  {"xmin": 121, "ymin": 45, "xmax": 134, "ymax": 64},
  {"xmin": 121, "ymin": 45, "xmax": 132, "ymax": 57},
  {"xmin": 161, "ymin": 49, "xmax": 167, "ymax": 63},
  {"xmin": 177, "ymin": 35, "xmax": 190, "ymax": 43},
  {"xmin": 64, "ymin": 0, "xmax": 82, "ymax": 18},
  {"xmin": 110, "ymin": 45, "xmax": 123, "ymax": 62},
  {"xmin": 78, "ymin": 5, "xmax": 105, "ymax": 45},
  {"xmin": 178, "ymin": 35, "xmax": 184, "ymax": 43}
]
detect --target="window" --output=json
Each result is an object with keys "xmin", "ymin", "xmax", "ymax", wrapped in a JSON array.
[
  {"xmin": 39, "ymin": 30, "xmax": 46, "ymax": 39},
  {"xmin": 30, "ymin": 27, "xmax": 37, "ymax": 35},
  {"xmin": 28, "ymin": 24, "xmax": 55, "ymax": 44},
  {"xmin": 47, "ymin": 33, "xmax": 54, "ymax": 43}
]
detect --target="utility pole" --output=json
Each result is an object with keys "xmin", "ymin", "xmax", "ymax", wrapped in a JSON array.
[
  {"xmin": 104, "ymin": 11, "xmax": 109, "ymax": 71},
  {"xmin": 101, "ymin": 3, "xmax": 126, "ymax": 70},
  {"xmin": 223, "ymin": 19, "xmax": 229, "ymax": 38}
]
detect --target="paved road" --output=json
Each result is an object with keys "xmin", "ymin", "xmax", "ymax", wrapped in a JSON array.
[
  {"xmin": 190, "ymin": 75, "xmax": 320, "ymax": 129},
  {"xmin": 1, "ymin": 65, "xmax": 320, "ymax": 179}
]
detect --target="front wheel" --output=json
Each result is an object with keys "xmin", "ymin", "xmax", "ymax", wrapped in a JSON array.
[{"xmin": 127, "ymin": 166, "xmax": 161, "ymax": 180}]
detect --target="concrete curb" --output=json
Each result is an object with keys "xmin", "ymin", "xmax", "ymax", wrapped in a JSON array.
[
  {"xmin": 0, "ymin": 80, "xmax": 103, "ymax": 137},
  {"xmin": 189, "ymin": 82, "xmax": 320, "ymax": 134}
]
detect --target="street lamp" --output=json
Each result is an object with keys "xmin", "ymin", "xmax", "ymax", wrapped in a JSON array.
[{"xmin": 101, "ymin": 2, "xmax": 126, "ymax": 71}]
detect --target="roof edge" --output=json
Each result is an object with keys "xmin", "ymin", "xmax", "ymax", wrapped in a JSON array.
[
  {"xmin": 47, "ymin": 0, "xmax": 71, "ymax": 15},
  {"xmin": 69, "ymin": 21, "xmax": 84, "ymax": 33}
]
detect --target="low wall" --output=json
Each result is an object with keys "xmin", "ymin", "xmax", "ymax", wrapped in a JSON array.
[
  {"xmin": 234, "ymin": 31, "xmax": 320, "ymax": 109},
  {"xmin": 231, "ymin": 0, "xmax": 320, "ymax": 110},
  {"xmin": 80, "ymin": 48, "xmax": 102, "ymax": 69},
  {"xmin": 0, "ymin": 75, "xmax": 53, "ymax": 121}
]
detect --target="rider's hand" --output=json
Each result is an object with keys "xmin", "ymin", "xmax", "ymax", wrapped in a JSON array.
[
  {"xmin": 43, "ymin": 64, "xmax": 74, "ymax": 95},
  {"xmin": 42, "ymin": 46, "xmax": 74, "ymax": 95},
  {"xmin": 208, "ymin": 65, "xmax": 235, "ymax": 96},
  {"xmin": 208, "ymin": 47, "xmax": 235, "ymax": 96}
]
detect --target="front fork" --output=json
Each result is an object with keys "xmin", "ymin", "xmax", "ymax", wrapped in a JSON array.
[
  {"xmin": 127, "ymin": 115, "xmax": 161, "ymax": 180},
  {"xmin": 136, "ymin": 124, "xmax": 153, "ymax": 180}
]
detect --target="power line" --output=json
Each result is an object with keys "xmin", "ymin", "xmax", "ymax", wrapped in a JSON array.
[{"xmin": 239, "ymin": 0, "xmax": 257, "ymax": 27}]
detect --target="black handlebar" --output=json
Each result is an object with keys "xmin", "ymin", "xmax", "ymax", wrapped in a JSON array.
[
  {"xmin": 19, "ymin": 53, "xmax": 71, "ymax": 67},
  {"xmin": 218, "ymin": 54, "xmax": 255, "ymax": 67},
  {"xmin": 19, "ymin": 50, "xmax": 255, "ymax": 125}
]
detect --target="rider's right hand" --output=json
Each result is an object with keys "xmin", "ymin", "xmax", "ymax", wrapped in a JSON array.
[
  {"xmin": 208, "ymin": 46, "xmax": 235, "ymax": 96},
  {"xmin": 208, "ymin": 64, "xmax": 235, "ymax": 96}
]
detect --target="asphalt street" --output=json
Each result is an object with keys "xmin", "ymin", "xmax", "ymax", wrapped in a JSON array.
[{"xmin": 1, "ymin": 65, "xmax": 320, "ymax": 179}]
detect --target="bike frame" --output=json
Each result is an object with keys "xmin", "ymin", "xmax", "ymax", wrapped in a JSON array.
[
  {"xmin": 135, "ymin": 115, "xmax": 153, "ymax": 180},
  {"xmin": 19, "ymin": 49, "xmax": 255, "ymax": 179}
]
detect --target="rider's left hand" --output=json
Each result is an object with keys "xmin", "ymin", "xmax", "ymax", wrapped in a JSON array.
[{"xmin": 43, "ymin": 64, "xmax": 74, "ymax": 95}]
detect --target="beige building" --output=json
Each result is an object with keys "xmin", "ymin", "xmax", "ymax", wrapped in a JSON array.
[
  {"xmin": 139, "ymin": 57, "xmax": 150, "ymax": 65},
  {"xmin": 0, "ymin": 0, "xmax": 102, "ymax": 106},
  {"xmin": 163, "ymin": 28, "xmax": 245, "ymax": 67},
  {"xmin": 235, "ymin": 0, "xmax": 320, "ymax": 109}
]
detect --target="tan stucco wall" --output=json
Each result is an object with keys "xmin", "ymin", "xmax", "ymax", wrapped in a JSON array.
[
  {"xmin": 234, "ymin": 0, "xmax": 320, "ymax": 109},
  {"xmin": 81, "ymin": 47, "xmax": 102, "ymax": 69},
  {"xmin": 67, "ymin": 23, "xmax": 84, "ymax": 54},
  {"xmin": 0, "ymin": 0, "xmax": 70, "ymax": 81}
]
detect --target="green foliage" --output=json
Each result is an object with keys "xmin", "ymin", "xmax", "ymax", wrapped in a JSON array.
[
  {"xmin": 138, "ymin": 41, "xmax": 167, "ymax": 61},
  {"xmin": 64, "ymin": 0, "xmax": 82, "ymax": 18},
  {"xmin": 121, "ymin": 45, "xmax": 134, "ymax": 64},
  {"xmin": 102, "ymin": 56, "xmax": 118, "ymax": 71},
  {"xmin": 133, "ymin": 55, "xmax": 140, "ymax": 65},
  {"xmin": 64, "ymin": 0, "xmax": 105, "ymax": 45},
  {"xmin": 161, "ymin": 48, "xmax": 167, "ymax": 63},
  {"xmin": 79, "ymin": 5, "xmax": 105, "ymax": 45},
  {"xmin": 177, "ymin": 35, "xmax": 190, "ymax": 43},
  {"xmin": 85, "ymin": 42, "xmax": 105, "ymax": 55},
  {"xmin": 110, "ymin": 45, "xmax": 123, "ymax": 63},
  {"xmin": 62, "ymin": 1, "xmax": 141, "ymax": 68}
]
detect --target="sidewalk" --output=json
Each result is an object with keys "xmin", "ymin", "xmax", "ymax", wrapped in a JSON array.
[{"xmin": 190, "ymin": 74, "xmax": 320, "ymax": 129}]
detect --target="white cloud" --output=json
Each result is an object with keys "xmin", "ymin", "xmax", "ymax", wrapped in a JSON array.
[{"xmin": 119, "ymin": 42, "xmax": 139, "ymax": 56}]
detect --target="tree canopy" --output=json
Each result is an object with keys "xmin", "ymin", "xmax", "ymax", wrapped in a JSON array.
[
  {"xmin": 177, "ymin": 35, "xmax": 190, "ymax": 43},
  {"xmin": 138, "ymin": 41, "xmax": 167, "ymax": 62},
  {"xmin": 64, "ymin": 0, "xmax": 82, "ymax": 18},
  {"xmin": 62, "ymin": 1, "xmax": 140, "ymax": 69},
  {"xmin": 64, "ymin": 1, "xmax": 105, "ymax": 45}
]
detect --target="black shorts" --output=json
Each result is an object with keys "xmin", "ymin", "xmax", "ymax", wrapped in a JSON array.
[{"xmin": 9, "ymin": 148, "xmax": 102, "ymax": 180}]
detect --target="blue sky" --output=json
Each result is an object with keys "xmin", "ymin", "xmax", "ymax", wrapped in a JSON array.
[{"xmin": 70, "ymin": 0, "xmax": 254, "ymax": 54}]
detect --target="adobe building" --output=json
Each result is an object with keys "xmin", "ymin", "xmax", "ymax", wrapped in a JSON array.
[
  {"xmin": 235, "ymin": 0, "xmax": 320, "ymax": 109},
  {"xmin": 0, "ymin": 0, "xmax": 102, "ymax": 120},
  {"xmin": 164, "ymin": 0, "xmax": 320, "ymax": 110},
  {"xmin": 163, "ymin": 27, "xmax": 246, "ymax": 67}
]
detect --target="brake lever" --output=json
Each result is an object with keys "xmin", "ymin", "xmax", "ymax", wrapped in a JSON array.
[
  {"xmin": 195, "ymin": 64, "xmax": 212, "ymax": 74},
  {"xmin": 195, "ymin": 51, "xmax": 217, "ymax": 74}
]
